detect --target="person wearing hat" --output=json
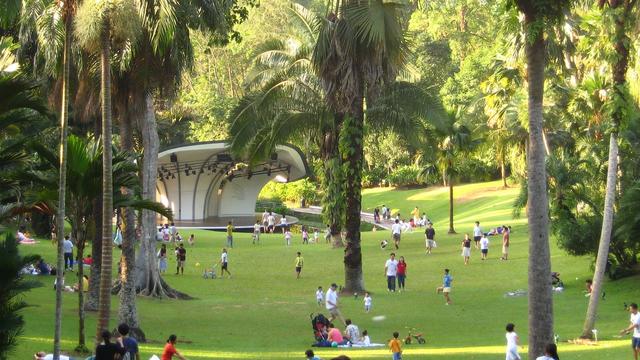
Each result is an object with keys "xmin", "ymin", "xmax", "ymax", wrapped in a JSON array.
[{"xmin": 325, "ymin": 283, "xmax": 346, "ymax": 326}]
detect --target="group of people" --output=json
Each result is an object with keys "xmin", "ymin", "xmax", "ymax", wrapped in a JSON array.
[
  {"xmin": 459, "ymin": 221, "xmax": 512, "ymax": 264},
  {"xmin": 156, "ymin": 223, "xmax": 195, "ymax": 246}
]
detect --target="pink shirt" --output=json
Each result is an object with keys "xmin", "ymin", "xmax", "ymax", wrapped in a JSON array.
[{"xmin": 328, "ymin": 328, "xmax": 343, "ymax": 343}]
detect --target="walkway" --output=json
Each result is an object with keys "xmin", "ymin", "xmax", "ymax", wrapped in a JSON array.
[{"xmin": 292, "ymin": 206, "xmax": 395, "ymax": 230}]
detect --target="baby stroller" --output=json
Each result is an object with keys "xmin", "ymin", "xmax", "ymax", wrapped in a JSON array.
[{"xmin": 310, "ymin": 313, "xmax": 330, "ymax": 342}]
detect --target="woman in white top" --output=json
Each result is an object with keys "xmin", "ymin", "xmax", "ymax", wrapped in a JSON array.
[
  {"xmin": 535, "ymin": 343, "xmax": 559, "ymax": 360},
  {"xmin": 505, "ymin": 323, "xmax": 521, "ymax": 360}
]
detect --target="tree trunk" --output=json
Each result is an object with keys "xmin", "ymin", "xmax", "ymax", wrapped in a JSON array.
[
  {"xmin": 54, "ymin": 7, "xmax": 71, "ymax": 359},
  {"xmin": 524, "ymin": 15, "xmax": 553, "ymax": 359},
  {"xmin": 136, "ymin": 94, "xmax": 190, "ymax": 299},
  {"xmin": 97, "ymin": 18, "xmax": 114, "ymax": 339},
  {"xmin": 341, "ymin": 93, "xmax": 365, "ymax": 293},
  {"xmin": 74, "ymin": 221, "xmax": 88, "ymax": 352},
  {"xmin": 322, "ymin": 113, "xmax": 344, "ymax": 248},
  {"xmin": 86, "ymin": 198, "xmax": 102, "ymax": 311},
  {"xmin": 582, "ymin": 0, "xmax": 632, "ymax": 338},
  {"xmin": 501, "ymin": 159, "xmax": 508, "ymax": 188},
  {"xmin": 582, "ymin": 134, "xmax": 618, "ymax": 338},
  {"xmin": 448, "ymin": 175, "xmax": 455, "ymax": 234},
  {"xmin": 117, "ymin": 104, "xmax": 144, "ymax": 340}
]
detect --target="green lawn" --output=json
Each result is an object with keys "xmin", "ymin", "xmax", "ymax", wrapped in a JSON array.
[{"xmin": 13, "ymin": 181, "xmax": 637, "ymax": 359}]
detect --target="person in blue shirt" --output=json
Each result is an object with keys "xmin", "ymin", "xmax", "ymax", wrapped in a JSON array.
[
  {"xmin": 436, "ymin": 269, "xmax": 453, "ymax": 305},
  {"xmin": 118, "ymin": 323, "xmax": 140, "ymax": 360}
]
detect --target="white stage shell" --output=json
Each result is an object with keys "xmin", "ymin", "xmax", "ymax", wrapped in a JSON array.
[{"xmin": 156, "ymin": 142, "xmax": 309, "ymax": 222}]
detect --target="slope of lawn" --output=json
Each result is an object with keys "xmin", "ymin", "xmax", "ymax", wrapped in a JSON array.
[{"xmin": 12, "ymin": 181, "xmax": 637, "ymax": 359}]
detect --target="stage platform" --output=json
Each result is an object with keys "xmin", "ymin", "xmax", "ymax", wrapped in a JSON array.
[{"xmin": 159, "ymin": 214, "xmax": 299, "ymax": 232}]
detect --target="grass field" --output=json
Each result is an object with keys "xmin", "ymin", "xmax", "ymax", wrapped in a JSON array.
[{"xmin": 12, "ymin": 181, "xmax": 638, "ymax": 359}]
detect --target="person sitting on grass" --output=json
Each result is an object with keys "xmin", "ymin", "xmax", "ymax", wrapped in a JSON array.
[
  {"xmin": 162, "ymin": 334, "xmax": 187, "ymax": 360},
  {"xmin": 327, "ymin": 323, "xmax": 348, "ymax": 345},
  {"xmin": 343, "ymin": 319, "xmax": 361, "ymax": 344},
  {"xmin": 95, "ymin": 330, "xmax": 125, "ymax": 360},
  {"xmin": 34, "ymin": 352, "xmax": 70, "ymax": 360}
]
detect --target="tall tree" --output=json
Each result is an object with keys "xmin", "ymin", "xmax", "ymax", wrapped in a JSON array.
[
  {"xmin": 53, "ymin": 0, "xmax": 72, "ymax": 357},
  {"xmin": 582, "ymin": 0, "xmax": 637, "ymax": 339},
  {"xmin": 510, "ymin": 0, "xmax": 570, "ymax": 357},
  {"xmin": 313, "ymin": 0, "xmax": 408, "ymax": 292}
]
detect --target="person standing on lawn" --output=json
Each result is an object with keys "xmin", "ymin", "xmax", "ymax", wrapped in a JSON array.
[
  {"xmin": 480, "ymin": 235, "xmax": 490, "ymax": 260},
  {"xmin": 391, "ymin": 219, "xmax": 402, "ymax": 250},
  {"xmin": 473, "ymin": 221, "xmax": 482, "ymax": 249},
  {"xmin": 295, "ymin": 251, "xmax": 304, "ymax": 279},
  {"xmin": 384, "ymin": 253, "xmax": 398, "ymax": 292},
  {"xmin": 425, "ymin": 223, "xmax": 436, "ymax": 255},
  {"xmin": 175, "ymin": 243, "xmax": 186, "ymax": 275},
  {"xmin": 118, "ymin": 323, "xmax": 140, "ymax": 360},
  {"xmin": 226, "ymin": 221, "xmax": 234, "ymax": 248},
  {"xmin": 396, "ymin": 256, "xmax": 407, "ymax": 292},
  {"xmin": 253, "ymin": 220, "xmax": 261, "ymax": 244},
  {"xmin": 501, "ymin": 225, "xmax": 510, "ymax": 260},
  {"xmin": 325, "ymin": 283, "xmax": 346, "ymax": 326},
  {"xmin": 461, "ymin": 234, "xmax": 472, "ymax": 265},
  {"xmin": 63, "ymin": 235, "xmax": 74, "ymax": 270},
  {"xmin": 388, "ymin": 331, "xmax": 402, "ymax": 360},
  {"xmin": 436, "ymin": 268, "xmax": 452, "ymax": 305},
  {"xmin": 620, "ymin": 302, "xmax": 640, "ymax": 360}
]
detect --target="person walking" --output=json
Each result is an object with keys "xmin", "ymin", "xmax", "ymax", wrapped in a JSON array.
[
  {"xmin": 425, "ymin": 223, "xmax": 436, "ymax": 255},
  {"xmin": 325, "ymin": 283, "xmax": 346, "ymax": 326},
  {"xmin": 384, "ymin": 253, "xmax": 398, "ymax": 292},
  {"xmin": 63, "ymin": 235, "xmax": 74, "ymax": 270},
  {"xmin": 396, "ymin": 256, "xmax": 407, "ymax": 292},
  {"xmin": 220, "ymin": 248, "xmax": 231, "ymax": 278},
  {"xmin": 505, "ymin": 323, "xmax": 521, "ymax": 360},
  {"xmin": 161, "ymin": 334, "xmax": 186, "ymax": 360},
  {"xmin": 436, "ymin": 268, "xmax": 452, "ymax": 305},
  {"xmin": 175, "ymin": 244, "xmax": 186, "ymax": 275},
  {"xmin": 226, "ymin": 221, "xmax": 234, "ymax": 248},
  {"xmin": 501, "ymin": 225, "xmax": 510, "ymax": 260},
  {"xmin": 473, "ymin": 221, "xmax": 483, "ymax": 249},
  {"xmin": 253, "ymin": 221, "xmax": 261, "ymax": 244},
  {"xmin": 261, "ymin": 209, "xmax": 269, "ymax": 233},
  {"xmin": 391, "ymin": 219, "xmax": 402, "ymax": 250},
  {"xmin": 461, "ymin": 234, "xmax": 472, "ymax": 265},
  {"xmin": 295, "ymin": 251, "xmax": 304, "ymax": 279},
  {"xmin": 620, "ymin": 302, "xmax": 640, "ymax": 360},
  {"xmin": 388, "ymin": 331, "xmax": 402, "ymax": 360},
  {"xmin": 169, "ymin": 222, "xmax": 177, "ymax": 243}
]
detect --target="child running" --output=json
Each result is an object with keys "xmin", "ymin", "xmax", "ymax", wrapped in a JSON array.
[
  {"xmin": 363, "ymin": 292, "xmax": 372, "ymax": 313},
  {"xmin": 295, "ymin": 252, "xmax": 304, "ymax": 279},
  {"xmin": 388, "ymin": 331, "xmax": 402, "ymax": 360},
  {"xmin": 316, "ymin": 286, "xmax": 324, "ymax": 306},
  {"xmin": 505, "ymin": 323, "xmax": 521, "ymax": 360}
]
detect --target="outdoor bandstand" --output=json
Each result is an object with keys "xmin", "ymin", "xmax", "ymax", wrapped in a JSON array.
[{"xmin": 156, "ymin": 141, "xmax": 309, "ymax": 230}]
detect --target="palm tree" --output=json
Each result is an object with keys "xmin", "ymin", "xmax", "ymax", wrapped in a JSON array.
[
  {"xmin": 582, "ymin": 0, "xmax": 637, "ymax": 339},
  {"xmin": 511, "ymin": 0, "xmax": 570, "ymax": 357},
  {"xmin": 313, "ymin": 0, "xmax": 408, "ymax": 292},
  {"xmin": 229, "ymin": 3, "xmax": 345, "ymax": 248}
]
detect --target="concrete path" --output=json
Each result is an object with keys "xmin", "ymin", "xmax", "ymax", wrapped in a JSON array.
[{"xmin": 292, "ymin": 206, "xmax": 395, "ymax": 230}]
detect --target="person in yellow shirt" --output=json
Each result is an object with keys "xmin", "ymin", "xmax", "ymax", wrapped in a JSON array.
[
  {"xmin": 226, "ymin": 221, "xmax": 234, "ymax": 248},
  {"xmin": 389, "ymin": 331, "xmax": 402, "ymax": 360},
  {"xmin": 295, "ymin": 252, "xmax": 304, "ymax": 279},
  {"xmin": 411, "ymin": 207, "xmax": 419, "ymax": 227}
]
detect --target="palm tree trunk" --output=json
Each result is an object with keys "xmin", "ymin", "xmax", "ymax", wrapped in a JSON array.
[
  {"xmin": 136, "ymin": 94, "xmax": 190, "ymax": 299},
  {"xmin": 74, "ymin": 223, "xmax": 88, "ymax": 352},
  {"xmin": 117, "ymin": 105, "xmax": 143, "ymax": 339},
  {"xmin": 501, "ymin": 159, "xmax": 508, "ymax": 188},
  {"xmin": 524, "ymin": 14, "xmax": 553, "ymax": 359},
  {"xmin": 97, "ymin": 17, "xmax": 114, "ymax": 339},
  {"xmin": 322, "ymin": 113, "xmax": 344, "ymax": 248},
  {"xmin": 582, "ymin": 0, "xmax": 632, "ymax": 338},
  {"xmin": 342, "ymin": 93, "xmax": 365, "ymax": 293},
  {"xmin": 54, "ymin": 7, "xmax": 71, "ymax": 358},
  {"xmin": 86, "ymin": 198, "xmax": 102, "ymax": 311},
  {"xmin": 448, "ymin": 176, "xmax": 455, "ymax": 234}
]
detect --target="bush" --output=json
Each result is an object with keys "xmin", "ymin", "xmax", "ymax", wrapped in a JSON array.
[
  {"xmin": 387, "ymin": 165, "xmax": 422, "ymax": 187},
  {"xmin": 258, "ymin": 179, "xmax": 319, "ymax": 206},
  {"xmin": 362, "ymin": 167, "xmax": 386, "ymax": 188}
]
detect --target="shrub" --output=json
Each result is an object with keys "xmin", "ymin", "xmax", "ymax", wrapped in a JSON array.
[{"xmin": 387, "ymin": 165, "xmax": 422, "ymax": 187}]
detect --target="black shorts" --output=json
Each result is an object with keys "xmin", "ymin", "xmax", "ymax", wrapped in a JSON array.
[
  {"xmin": 295, "ymin": 266, "xmax": 302, "ymax": 273},
  {"xmin": 221, "ymin": 263, "xmax": 228, "ymax": 270},
  {"xmin": 481, "ymin": 249, "xmax": 488, "ymax": 254},
  {"xmin": 474, "ymin": 236, "xmax": 481, "ymax": 242},
  {"xmin": 633, "ymin": 337, "xmax": 640, "ymax": 349}
]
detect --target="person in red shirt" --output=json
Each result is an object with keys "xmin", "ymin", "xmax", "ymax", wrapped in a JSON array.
[
  {"xmin": 397, "ymin": 256, "xmax": 407, "ymax": 291},
  {"xmin": 162, "ymin": 334, "xmax": 186, "ymax": 360}
]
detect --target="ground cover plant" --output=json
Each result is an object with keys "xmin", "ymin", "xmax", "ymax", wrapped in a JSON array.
[{"xmin": 13, "ymin": 181, "xmax": 637, "ymax": 359}]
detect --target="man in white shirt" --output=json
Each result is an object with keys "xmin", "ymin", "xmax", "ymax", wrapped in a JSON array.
[
  {"xmin": 473, "ymin": 221, "xmax": 483, "ymax": 249},
  {"xmin": 384, "ymin": 253, "xmax": 398, "ymax": 292},
  {"xmin": 261, "ymin": 210, "xmax": 269, "ymax": 233},
  {"xmin": 620, "ymin": 302, "xmax": 640, "ymax": 360},
  {"xmin": 391, "ymin": 219, "xmax": 402, "ymax": 250},
  {"xmin": 480, "ymin": 235, "xmax": 490, "ymax": 260},
  {"xmin": 170, "ymin": 222, "xmax": 177, "ymax": 242},
  {"xmin": 63, "ymin": 236, "xmax": 74, "ymax": 270},
  {"xmin": 267, "ymin": 212, "xmax": 276, "ymax": 233},
  {"xmin": 325, "ymin": 283, "xmax": 345, "ymax": 326}
]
